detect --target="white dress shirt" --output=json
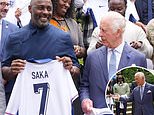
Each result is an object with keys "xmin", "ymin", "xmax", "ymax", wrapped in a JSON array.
[{"xmin": 107, "ymin": 41, "xmax": 125, "ymax": 71}]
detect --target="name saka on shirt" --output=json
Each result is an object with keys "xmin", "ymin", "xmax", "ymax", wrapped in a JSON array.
[{"xmin": 32, "ymin": 71, "xmax": 49, "ymax": 79}]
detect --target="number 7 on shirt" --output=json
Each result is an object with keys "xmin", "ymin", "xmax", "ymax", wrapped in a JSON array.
[{"xmin": 33, "ymin": 83, "xmax": 50, "ymax": 115}]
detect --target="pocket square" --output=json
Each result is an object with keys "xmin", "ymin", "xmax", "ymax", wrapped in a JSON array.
[{"xmin": 147, "ymin": 90, "xmax": 152, "ymax": 93}]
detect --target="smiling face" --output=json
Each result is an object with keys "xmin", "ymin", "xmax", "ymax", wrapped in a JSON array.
[
  {"xmin": 29, "ymin": 0, "xmax": 53, "ymax": 28},
  {"xmin": 56, "ymin": 0, "xmax": 71, "ymax": 17},
  {"xmin": 0, "ymin": 0, "xmax": 9, "ymax": 19}
]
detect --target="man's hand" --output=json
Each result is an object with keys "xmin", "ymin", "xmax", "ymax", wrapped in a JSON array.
[
  {"xmin": 74, "ymin": 45, "xmax": 86, "ymax": 58},
  {"xmin": 95, "ymin": 39, "xmax": 103, "ymax": 49},
  {"xmin": 2, "ymin": 59, "xmax": 26, "ymax": 80},
  {"xmin": 81, "ymin": 98, "xmax": 93, "ymax": 114},
  {"xmin": 56, "ymin": 56, "xmax": 73, "ymax": 71},
  {"xmin": 130, "ymin": 41, "xmax": 142, "ymax": 49},
  {"xmin": 10, "ymin": 59, "xmax": 26, "ymax": 76},
  {"xmin": 112, "ymin": 94, "xmax": 120, "ymax": 101},
  {"xmin": 15, "ymin": 8, "xmax": 22, "ymax": 21}
]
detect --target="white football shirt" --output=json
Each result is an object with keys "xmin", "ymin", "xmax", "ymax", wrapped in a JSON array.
[{"xmin": 5, "ymin": 60, "xmax": 78, "ymax": 115}]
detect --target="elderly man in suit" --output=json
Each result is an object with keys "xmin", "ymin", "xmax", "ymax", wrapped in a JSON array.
[
  {"xmin": 0, "ymin": 0, "xmax": 19, "ymax": 106},
  {"xmin": 117, "ymin": 72, "xmax": 154, "ymax": 115},
  {"xmin": 79, "ymin": 11, "xmax": 147, "ymax": 114},
  {"xmin": 0, "ymin": 0, "xmax": 18, "ymax": 60},
  {"xmin": 0, "ymin": 0, "xmax": 18, "ymax": 112},
  {"xmin": 0, "ymin": 0, "xmax": 18, "ymax": 113}
]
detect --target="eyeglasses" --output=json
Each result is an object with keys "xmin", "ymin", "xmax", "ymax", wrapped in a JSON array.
[{"xmin": 0, "ymin": 2, "xmax": 10, "ymax": 7}]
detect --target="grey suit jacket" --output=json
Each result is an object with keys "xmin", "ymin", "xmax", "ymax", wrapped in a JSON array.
[
  {"xmin": 1, "ymin": 19, "xmax": 18, "ymax": 61},
  {"xmin": 0, "ymin": 62, "xmax": 6, "ymax": 115},
  {"xmin": 120, "ymin": 83, "xmax": 154, "ymax": 115},
  {"xmin": 80, "ymin": 43, "xmax": 147, "ymax": 108},
  {"xmin": 1, "ymin": 20, "xmax": 18, "ymax": 105}
]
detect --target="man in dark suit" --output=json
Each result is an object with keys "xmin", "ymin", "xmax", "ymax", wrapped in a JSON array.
[
  {"xmin": 118, "ymin": 72, "xmax": 154, "ymax": 115},
  {"xmin": 79, "ymin": 11, "xmax": 147, "ymax": 114}
]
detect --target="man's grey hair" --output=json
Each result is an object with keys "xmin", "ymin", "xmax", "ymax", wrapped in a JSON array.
[
  {"xmin": 102, "ymin": 11, "xmax": 126, "ymax": 33},
  {"xmin": 135, "ymin": 72, "xmax": 145, "ymax": 80}
]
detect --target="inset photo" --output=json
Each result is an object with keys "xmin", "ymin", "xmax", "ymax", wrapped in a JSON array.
[{"xmin": 105, "ymin": 66, "xmax": 154, "ymax": 115}]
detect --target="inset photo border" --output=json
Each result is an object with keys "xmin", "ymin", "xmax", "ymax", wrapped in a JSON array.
[{"xmin": 105, "ymin": 66, "xmax": 154, "ymax": 115}]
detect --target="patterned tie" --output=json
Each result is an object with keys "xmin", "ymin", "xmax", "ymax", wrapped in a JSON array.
[
  {"xmin": 140, "ymin": 86, "xmax": 144, "ymax": 100},
  {"xmin": 108, "ymin": 50, "xmax": 116, "ymax": 79},
  {"xmin": 148, "ymin": 0, "xmax": 153, "ymax": 21}
]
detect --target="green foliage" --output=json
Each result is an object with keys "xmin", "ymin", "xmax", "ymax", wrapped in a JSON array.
[{"xmin": 118, "ymin": 67, "xmax": 154, "ymax": 84}]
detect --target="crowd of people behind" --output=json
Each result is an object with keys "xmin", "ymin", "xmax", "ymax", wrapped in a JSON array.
[{"xmin": 0, "ymin": 0, "xmax": 154, "ymax": 114}]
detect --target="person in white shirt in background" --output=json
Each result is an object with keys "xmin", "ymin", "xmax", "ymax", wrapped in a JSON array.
[
  {"xmin": 82, "ymin": 0, "xmax": 139, "ymax": 27},
  {"xmin": 82, "ymin": 0, "xmax": 108, "ymax": 26}
]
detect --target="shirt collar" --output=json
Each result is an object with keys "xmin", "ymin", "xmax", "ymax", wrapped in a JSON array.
[
  {"xmin": 0, "ymin": 20, "xmax": 2, "ymax": 25},
  {"xmin": 142, "ymin": 82, "xmax": 146, "ymax": 87},
  {"xmin": 107, "ymin": 41, "xmax": 125, "ymax": 54}
]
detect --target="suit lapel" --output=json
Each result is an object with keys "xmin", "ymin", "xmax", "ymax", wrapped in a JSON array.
[
  {"xmin": 1, "ymin": 20, "xmax": 8, "ymax": 49},
  {"xmin": 98, "ymin": 47, "xmax": 109, "ymax": 85},
  {"xmin": 118, "ymin": 43, "xmax": 131, "ymax": 70},
  {"xmin": 142, "ymin": 83, "xmax": 148, "ymax": 101}
]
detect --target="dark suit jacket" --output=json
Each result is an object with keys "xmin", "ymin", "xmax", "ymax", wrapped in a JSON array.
[
  {"xmin": 120, "ymin": 83, "xmax": 154, "ymax": 115},
  {"xmin": 135, "ymin": 0, "xmax": 151, "ymax": 25},
  {"xmin": 80, "ymin": 43, "xmax": 147, "ymax": 108}
]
